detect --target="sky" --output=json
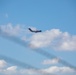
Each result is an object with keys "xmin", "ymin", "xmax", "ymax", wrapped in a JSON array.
[{"xmin": 0, "ymin": 0, "xmax": 76, "ymax": 75}]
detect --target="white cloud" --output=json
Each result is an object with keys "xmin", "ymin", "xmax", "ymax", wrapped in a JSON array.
[
  {"xmin": 6, "ymin": 66, "xmax": 17, "ymax": 71},
  {"xmin": 0, "ymin": 60, "xmax": 75, "ymax": 75},
  {"xmin": 41, "ymin": 66, "xmax": 75, "ymax": 74},
  {"xmin": 29, "ymin": 29, "xmax": 76, "ymax": 51},
  {"xmin": 29, "ymin": 29, "xmax": 61, "ymax": 48},
  {"xmin": 54, "ymin": 32, "xmax": 76, "ymax": 51},
  {"xmin": 0, "ymin": 23, "xmax": 76, "ymax": 51},
  {"xmin": 0, "ymin": 23, "xmax": 28, "ymax": 38},
  {"xmin": 0, "ymin": 23, "xmax": 21, "ymax": 36},
  {"xmin": 0, "ymin": 60, "xmax": 7, "ymax": 68},
  {"xmin": 42, "ymin": 58, "xmax": 59, "ymax": 65},
  {"xmin": 20, "ymin": 69, "xmax": 38, "ymax": 75},
  {"xmin": 4, "ymin": 66, "xmax": 18, "ymax": 75},
  {"xmin": 60, "ymin": 67, "xmax": 75, "ymax": 73}
]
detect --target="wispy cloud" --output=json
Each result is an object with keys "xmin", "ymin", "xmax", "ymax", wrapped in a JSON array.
[
  {"xmin": 0, "ymin": 23, "xmax": 28, "ymax": 37},
  {"xmin": 42, "ymin": 58, "xmax": 59, "ymax": 65},
  {"xmin": 0, "ymin": 23, "xmax": 21, "ymax": 36}
]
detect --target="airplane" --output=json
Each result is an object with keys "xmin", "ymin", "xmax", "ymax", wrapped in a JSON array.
[{"xmin": 28, "ymin": 28, "xmax": 42, "ymax": 33}]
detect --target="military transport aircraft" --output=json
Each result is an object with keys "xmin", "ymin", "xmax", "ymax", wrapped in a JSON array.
[{"xmin": 28, "ymin": 28, "xmax": 42, "ymax": 33}]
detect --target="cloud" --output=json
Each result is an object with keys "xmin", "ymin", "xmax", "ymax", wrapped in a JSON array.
[
  {"xmin": 0, "ymin": 59, "xmax": 45, "ymax": 75},
  {"xmin": 0, "ymin": 59, "xmax": 75, "ymax": 75},
  {"xmin": 19, "ymin": 66, "xmax": 76, "ymax": 75},
  {"xmin": 53, "ymin": 32, "xmax": 76, "ymax": 51},
  {"xmin": 0, "ymin": 60, "xmax": 17, "ymax": 75},
  {"xmin": 42, "ymin": 58, "xmax": 59, "ymax": 65},
  {"xmin": 41, "ymin": 66, "xmax": 75, "ymax": 74},
  {"xmin": 20, "ymin": 69, "xmax": 39, "ymax": 75},
  {"xmin": 29, "ymin": 29, "xmax": 61, "ymax": 48},
  {"xmin": 0, "ymin": 23, "xmax": 28, "ymax": 38},
  {"xmin": 4, "ymin": 66, "xmax": 18, "ymax": 75},
  {"xmin": 0, "ymin": 60, "xmax": 7, "ymax": 68},
  {"xmin": 6, "ymin": 66, "xmax": 17, "ymax": 72},
  {"xmin": 0, "ymin": 23, "xmax": 21, "ymax": 36},
  {"xmin": 0, "ymin": 23, "xmax": 76, "ymax": 51},
  {"xmin": 29, "ymin": 29, "xmax": 76, "ymax": 51}
]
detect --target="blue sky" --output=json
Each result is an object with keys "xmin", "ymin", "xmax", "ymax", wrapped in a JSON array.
[{"xmin": 0, "ymin": 0, "xmax": 76, "ymax": 75}]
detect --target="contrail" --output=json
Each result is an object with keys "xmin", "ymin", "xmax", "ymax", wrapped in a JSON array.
[
  {"xmin": 0, "ymin": 30, "xmax": 76, "ymax": 71},
  {"xmin": 0, "ymin": 54, "xmax": 54, "ymax": 75},
  {"xmin": 34, "ymin": 48, "xmax": 76, "ymax": 70}
]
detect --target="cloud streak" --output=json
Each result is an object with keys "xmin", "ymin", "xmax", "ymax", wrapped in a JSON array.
[{"xmin": 0, "ymin": 59, "xmax": 75, "ymax": 75}]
